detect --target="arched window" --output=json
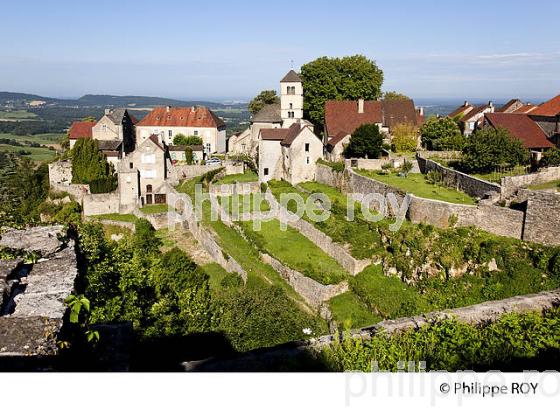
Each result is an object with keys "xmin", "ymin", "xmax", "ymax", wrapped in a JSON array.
[{"xmin": 146, "ymin": 184, "xmax": 152, "ymax": 193}]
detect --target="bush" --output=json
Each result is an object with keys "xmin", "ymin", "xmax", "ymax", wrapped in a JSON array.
[
  {"xmin": 173, "ymin": 134, "xmax": 202, "ymax": 146},
  {"xmin": 391, "ymin": 123, "xmax": 418, "ymax": 152},
  {"xmin": 344, "ymin": 124, "xmax": 383, "ymax": 159},
  {"xmin": 185, "ymin": 146, "xmax": 193, "ymax": 165},
  {"xmin": 420, "ymin": 117, "xmax": 465, "ymax": 151},
  {"xmin": 89, "ymin": 176, "xmax": 117, "ymax": 194},
  {"xmin": 461, "ymin": 127, "xmax": 529, "ymax": 173},
  {"xmin": 539, "ymin": 148, "xmax": 560, "ymax": 168}
]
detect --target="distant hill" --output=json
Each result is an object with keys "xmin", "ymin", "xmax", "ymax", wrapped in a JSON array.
[{"xmin": 0, "ymin": 92, "xmax": 247, "ymax": 110}]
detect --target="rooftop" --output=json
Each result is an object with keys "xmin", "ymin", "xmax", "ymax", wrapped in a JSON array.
[
  {"xmin": 68, "ymin": 120, "xmax": 95, "ymax": 140},
  {"xmin": 485, "ymin": 113, "xmax": 554, "ymax": 149},
  {"xmin": 137, "ymin": 106, "xmax": 225, "ymax": 128}
]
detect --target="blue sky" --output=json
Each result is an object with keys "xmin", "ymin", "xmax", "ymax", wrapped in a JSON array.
[{"xmin": 1, "ymin": 0, "xmax": 559, "ymax": 102}]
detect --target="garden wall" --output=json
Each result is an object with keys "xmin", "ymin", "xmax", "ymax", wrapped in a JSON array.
[
  {"xmin": 82, "ymin": 193, "xmax": 120, "ymax": 216},
  {"xmin": 260, "ymin": 253, "xmax": 348, "ymax": 313},
  {"xmin": 315, "ymin": 164, "xmax": 347, "ymax": 191},
  {"xmin": 50, "ymin": 183, "xmax": 91, "ymax": 203},
  {"xmin": 169, "ymin": 164, "xmax": 222, "ymax": 183},
  {"xmin": 208, "ymin": 181, "xmax": 260, "ymax": 196},
  {"xmin": 523, "ymin": 190, "xmax": 560, "ymax": 245},
  {"xmin": 501, "ymin": 166, "xmax": 560, "ymax": 198},
  {"xmin": 416, "ymin": 154, "xmax": 501, "ymax": 199}
]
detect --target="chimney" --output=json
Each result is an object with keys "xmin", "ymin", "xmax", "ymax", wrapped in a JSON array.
[
  {"xmin": 464, "ymin": 100, "xmax": 469, "ymax": 107},
  {"xmin": 488, "ymin": 100, "xmax": 494, "ymax": 112},
  {"xmin": 166, "ymin": 106, "xmax": 171, "ymax": 113},
  {"xmin": 418, "ymin": 106, "xmax": 424, "ymax": 116},
  {"xmin": 104, "ymin": 108, "xmax": 110, "ymax": 115},
  {"xmin": 358, "ymin": 98, "xmax": 364, "ymax": 114}
]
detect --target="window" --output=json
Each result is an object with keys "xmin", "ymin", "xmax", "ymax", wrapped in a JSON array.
[
  {"xmin": 194, "ymin": 130, "xmax": 199, "ymax": 136},
  {"xmin": 102, "ymin": 124, "xmax": 107, "ymax": 132},
  {"xmin": 168, "ymin": 130, "xmax": 173, "ymax": 137},
  {"xmin": 288, "ymin": 111, "xmax": 294, "ymax": 119},
  {"xmin": 306, "ymin": 156, "xmax": 310, "ymax": 164},
  {"xmin": 264, "ymin": 168, "xmax": 269, "ymax": 176},
  {"xmin": 129, "ymin": 162, "xmax": 134, "ymax": 169},
  {"xmin": 141, "ymin": 153, "xmax": 156, "ymax": 164},
  {"xmin": 287, "ymin": 86, "xmax": 296, "ymax": 95},
  {"xmin": 143, "ymin": 169, "xmax": 156, "ymax": 178},
  {"xmin": 206, "ymin": 143, "xmax": 211, "ymax": 152},
  {"xmin": 146, "ymin": 184, "xmax": 152, "ymax": 193},
  {"xmin": 305, "ymin": 143, "xmax": 310, "ymax": 152},
  {"xmin": 289, "ymin": 103, "xmax": 293, "ymax": 109}
]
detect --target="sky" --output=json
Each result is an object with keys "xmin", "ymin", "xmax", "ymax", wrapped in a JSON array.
[{"xmin": 1, "ymin": 0, "xmax": 559, "ymax": 102}]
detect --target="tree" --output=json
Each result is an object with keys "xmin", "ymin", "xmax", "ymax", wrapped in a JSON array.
[
  {"xmin": 383, "ymin": 91, "xmax": 410, "ymax": 101},
  {"xmin": 461, "ymin": 127, "xmax": 529, "ymax": 173},
  {"xmin": 133, "ymin": 218, "xmax": 162, "ymax": 253},
  {"xmin": 539, "ymin": 148, "xmax": 560, "ymax": 168},
  {"xmin": 185, "ymin": 146, "xmax": 193, "ymax": 165},
  {"xmin": 301, "ymin": 55, "xmax": 383, "ymax": 127},
  {"xmin": 248, "ymin": 90, "xmax": 280, "ymax": 114},
  {"xmin": 71, "ymin": 138, "xmax": 116, "ymax": 193},
  {"xmin": 173, "ymin": 134, "xmax": 202, "ymax": 146},
  {"xmin": 344, "ymin": 124, "xmax": 383, "ymax": 159},
  {"xmin": 420, "ymin": 117, "xmax": 465, "ymax": 151},
  {"xmin": 391, "ymin": 123, "xmax": 419, "ymax": 152}
]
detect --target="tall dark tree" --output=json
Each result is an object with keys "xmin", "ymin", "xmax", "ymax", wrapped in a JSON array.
[
  {"xmin": 301, "ymin": 55, "xmax": 384, "ymax": 127},
  {"xmin": 248, "ymin": 90, "xmax": 280, "ymax": 114},
  {"xmin": 344, "ymin": 124, "xmax": 383, "ymax": 159},
  {"xmin": 71, "ymin": 138, "xmax": 116, "ymax": 193}
]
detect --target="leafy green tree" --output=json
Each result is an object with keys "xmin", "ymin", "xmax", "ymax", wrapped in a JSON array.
[
  {"xmin": 420, "ymin": 117, "xmax": 465, "ymax": 150},
  {"xmin": 71, "ymin": 138, "xmax": 116, "ymax": 193},
  {"xmin": 391, "ymin": 123, "xmax": 418, "ymax": 152},
  {"xmin": 301, "ymin": 55, "xmax": 384, "ymax": 127},
  {"xmin": 344, "ymin": 124, "xmax": 383, "ymax": 159},
  {"xmin": 461, "ymin": 127, "xmax": 529, "ymax": 173},
  {"xmin": 540, "ymin": 148, "xmax": 560, "ymax": 168},
  {"xmin": 383, "ymin": 91, "xmax": 410, "ymax": 101},
  {"xmin": 185, "ymin": 146, "xmax": 193, "ymax": 165},
  {"xmin": 133, "ymin": 218, "xmax": 162, "ymax": 253},
  {"xmin": 173, "ymin": 134, "xmax": 202, "ymax": 145},
  {"xmin": 248, "ymin": 90, "xmax": 280, "ymax": 114}
]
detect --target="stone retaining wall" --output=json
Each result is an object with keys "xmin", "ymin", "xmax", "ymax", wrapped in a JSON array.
[
  {"xmin": 416, "ymin": 154, "xmax": 501, "ymax": 198},
  {"xmin": 169, "ymin": 164, "xmax": 222, "ymax": 183},
  {"xmin": 260, "ymin": 253, "xmax": 348, "ymax": 312},
  {"xmin": 209, "ymin": 181, "xmax": 260, "ymax": 196},
  {"xmin": 523, "ymin": 190, "xmax": 560, "ymax": 245},
  {"xmin": 501, "ymin": 166, "xmax": 560, "ymax": 198},
  {"xmin": 51, "ymin": 183, "xmax": 91, "ymax": 203},
  {"xmin": 82, "ymin": 192, "xmax": 120, "ymax": 216},
  {"xmin": 315, "ymin": 164, "xmax": 347, "ymax": 191}
]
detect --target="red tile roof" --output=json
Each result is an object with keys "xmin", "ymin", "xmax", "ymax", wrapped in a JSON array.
[
  {"xmin": 68, "ymin": 121, "xmax": 95, "ymax": 140},
  {"xmin": 513, "ymin": 104, "xmax": 538, "ymax": 114},
  {"xmin": 460, "ymin": 104, "xmax": 490, "ymax": 123},
  {"xmin": 327, "ymin": 131, "xmax": 349, "ymax": 149},
  {"xmin": 325, "ymin": 100, "xmax": 382, "ymax": 137},
  {"xmin": 484, "ymin": 113, "xmax": 554, "ymax": 149},
  {"xmin": 448, "ymin": 104, "xmax": 474, "ymax": 119},
  {"xmin": 530, "ymin": 95, "xmax": 560, "ymax": 116},
  {"xmin": 260, "ymin": 128, "xmax": 290, "ymax": 141},
  {"xmin": 382, "ymin": 99, "xmax": 419, "ymax": 129},
  {"xmin": 137, "ymin": 106, "xmax": 225, "ymax": 128}
]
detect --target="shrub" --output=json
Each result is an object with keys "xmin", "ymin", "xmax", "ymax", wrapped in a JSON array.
[
  {"xmin": 420, "ymin": 117, "xmax": 465, "ymax": 151},
  {"xmin": 539, "ymin": 148, "xmax": 560, "ymax": 168},
  {"xmin": 461, "ymin": 127, "xmax": 529, "ymax": 173},
  {"xmin": 391, "ymin": 123, "xmax": 418, "ymax": 152},
  {"xmin": 173, "ymin": 134, "xmax": 202, "ymax": 146},
  {"xmin": 344, "ymin": 124, "xmax": 383, "ymax": 159},
  {"xmin": 185, "ymin": 146, "xmax": 193, "ymax": 165}
]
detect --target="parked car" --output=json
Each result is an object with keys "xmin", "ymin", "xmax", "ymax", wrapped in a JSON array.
[{"xmin": 206, "ymin": 157, "xmax": 221, "ymax": 165}]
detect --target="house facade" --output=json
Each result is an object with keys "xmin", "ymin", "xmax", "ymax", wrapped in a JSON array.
[
  {"xmin": 528, "ymin": 95, "xmax": 560, "ymax": 146},
  {"xmin": 118, "ymin": 135, "xmax": 169, "ymax": 208},
  {"xmin": 169, "ymin": 144, "xmax": 204, "ymax": 163},
  {"xmin": 92, "ymin": 108, "xmax": 137, "ymax": 154},
  {"xmin": 258, "ymin": 123, "xmax": 323, "ymax": 185},
  {"xmin": 135, "ymin": 106, "xmax": 226, "ymax": 155}
]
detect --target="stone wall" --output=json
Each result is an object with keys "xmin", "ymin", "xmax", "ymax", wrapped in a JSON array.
[
  {"xmin": 169, "ymin": 164, "xmax": 222, "ymax": 183},
  {"xmin": 523, "ymin": 190, "xmax": 560, "ymax": 245},
  {"xmin": 209, "ymin": 181, "xmax": 260, "ymax": 196},
  {"xmin": 48, "ymin": 160, "xmax": 73, "ymax": 185},
  {"xmin": 315, "ymin": 164, "xmax": 347, "ymax": 191},
  {"xmin": 50, "ymin": 183, "xmax": 91, "ymax": 203},
  {"xmin": 416, "ymin": 154, "xmax": 501, "ymax": 198},
  {"xmin": 501, "ymin": 166, "xmax": 560, "ymax": 198},
  {"xmin": 260, "ymin": 253, "xmax": 348, "ymax": 312},
  {"xmin": 82, "ymin": 192, "xmax": 120, "ymax": 216},
  {"xmin": 225, "ymin": 161, "xmax": 245, "ymax": 175}
]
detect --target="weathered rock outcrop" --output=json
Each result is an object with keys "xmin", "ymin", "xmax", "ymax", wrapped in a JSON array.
[{"xmin": 0, "ymin": 225, "xmax": 65, "ymax": 256}]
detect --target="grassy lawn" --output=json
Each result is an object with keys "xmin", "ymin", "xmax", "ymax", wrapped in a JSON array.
[
  {"xmin": 102, "ymin": 224, "xmax": 132, "ymax": 240},
  {"xmin": 217, "ymin": 193, "xmax": 270, "ymax": 215},
  {"xmin": 239, "ymin": 219, "xmax": 348, "ymax": 285},
  {"xmin": 140, "ymin": 204, "xmax": 169, "ymax": 214},
  {"xmin": 0, "ymin": 132, "xmax": 64, "ymax": 145},
  {"xmin": 94, "ymin": 213, "xmax": 139, "ymax": 223},
  {"xmin": 527, "ymin": 179, "xmax": 560, "ymax": 191},
  {"xmin": 356, "ymin": 169, "xmax": 476, "ymax": 205},
  {"xmin": 200, "ymin": 263, "xmax": 231, "ymax": 291},
  {"xmin": 215, "ymin": 170, "xmax": 258, "ymax": 185},
  {"xmin": 471, "ymin": 165, "xmax": 530, "ymax": 183},
  {"xmin": 0, "ymin": 143, "xmax": 56, "ymax": 161},
  {"xmin": 329, "ymin": 292, "xmax": 382, "ymax": 329}
]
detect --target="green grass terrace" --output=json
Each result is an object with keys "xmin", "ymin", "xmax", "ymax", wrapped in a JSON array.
[
  {"xmin": 215, "ymin": 170, "xmax": 258, "ymax": 185},
  {"xmin": 355, "ymin": 169, "xmax": 477, "ymax": 205},
  {"xmin": 527, "ymin": 180, "xmax": 560, "ymax": 192}
]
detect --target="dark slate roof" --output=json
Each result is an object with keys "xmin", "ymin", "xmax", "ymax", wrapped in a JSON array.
[
  {"xmin": 97, "ymin": 140, "xmax": 122, "ymax": 151},
  {"xmin": 280, "ymin": 123, "xmax": 305, "ymax": 147},
  {"xmin": 106, "ymin": 108, "xmax": 128, "ymax": 124},
  {"xmin": 251, "ymin": 103, "xmax": 282, "ymax": 123},
  {"xmin": 280, "ymin": 70, "xmax": 302, "ymax": 83}
]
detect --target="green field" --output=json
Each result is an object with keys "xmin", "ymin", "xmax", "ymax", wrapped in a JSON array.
[
  {"xmin": 527, "ymin": 179, "xmax": 560, "ymax": 191},
  {"xmin": 328, "ymin": 291, "xmax": 382, "ymax": 329},
  {"xmin": 356, "ymin": 170, "xmax": 477, "ymax": 205},
  {"xmin": 93, "ymin": 213, "xmax": 139, "ymax": 223},
  {"xmin": 217, "ymin": 193, "xmax": 270, "ymax": 215},
  {"xmin": 0, "ymin": 110, "xmax": 38, "ymax": 120},
  {"xmin": 239, "ymin": 219, "xmax": 348, "ymax": 285},
  {"xmin": 215, "ymin": 170, "xmax": 258, "ymax": 185},
  {"xmin": 140, "ymin": 204, "xmax": 170, "ymax": 214},
  {"xmin": 0, "ymin": 132, "xmax": 64, "ymax": 145},
  {"xmin": 0, "ymin": 143, "xmax": 56, "ymax": 161}
]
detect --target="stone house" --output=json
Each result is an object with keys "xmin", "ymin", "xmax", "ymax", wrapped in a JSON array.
[
  {"xmin": 135, "ymin": 106, "xmax": 226, "ymax": 155},
  {"xmin": 228, "ymin": 70, "xmax": 311, "ymax": 157},
  {"xmin": 169, "ymin": 144, "xmax": 204, "ymax": 163},
  {"xmin": 118, "ymin": 135, "xmax": 170, "ymax": 208},
  {"xmin": 528, "ymin": 95, "xmax": 560, "ymax": 146},
  {"xmin": 497, "ymin": 98, "xmax": 525, "ymax": 114},
  {"xmin": 323, "ymin": 98, "xmax": 423, "ymax": 161},
  {"xmin": 448, "ymin": 101, "xmax": 495, "ymax": 135},
  {"xmin": 258, "ymin": 123, "xmax": 323, "ymax": 185},
  {"xmin": 92, "ymin": 108, "xmax": 138, "ymax": 154}
]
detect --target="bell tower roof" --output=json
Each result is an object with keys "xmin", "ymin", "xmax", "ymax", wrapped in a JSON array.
[{"xmin": 280, "ymin": 70, "xmax": 302, "ymax": 83}]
